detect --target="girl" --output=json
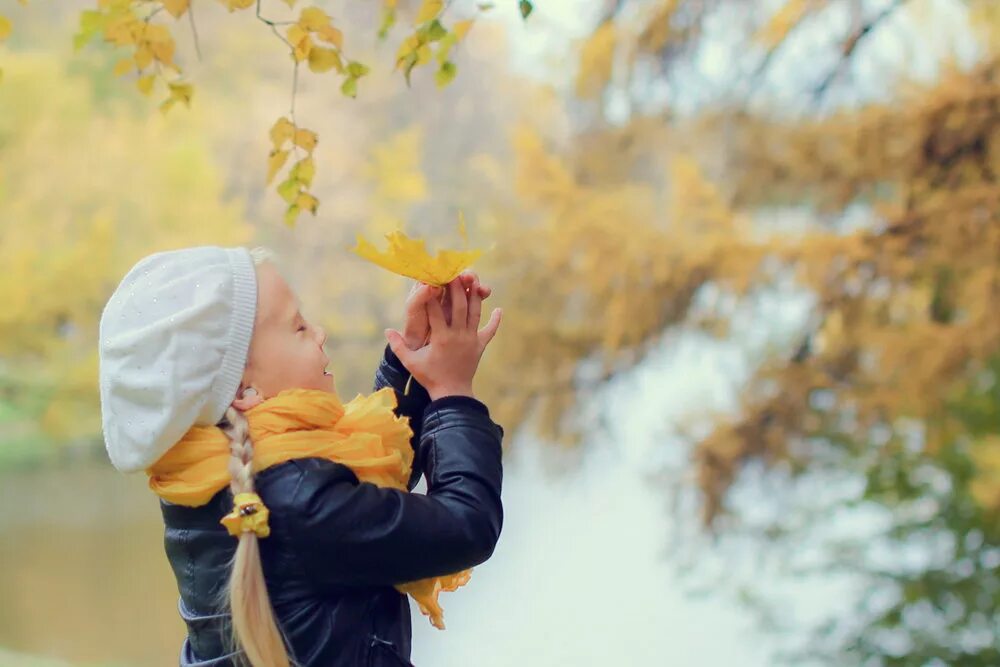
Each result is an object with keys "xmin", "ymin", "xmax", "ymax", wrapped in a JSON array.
[{"xmin": 98, "ymin": 245, "xmax": 504, "ymax": 666}]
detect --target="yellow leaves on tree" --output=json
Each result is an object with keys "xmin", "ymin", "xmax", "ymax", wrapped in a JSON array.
[
  {"xmin": 161, "ymin": 0, "xmax": 190, "ymax": 19},
  {"xmin": 75, "ymin": 2, "xmax": 190, "ymax": 112},
  {"xmin": 970, "ymin": 435, "xmax": 1000, "ymax": 512},
  {"xmin": 350, "ymin": 225, "xmax": 484, "ymax": 286},
  {"xmin": 365, "ymin": 126, "xmax": 429, "ymax": 205},
  {"xmin": 0, "ymin": 53, "xmax": 250, "ymax": 447},
  {"xmin": 393, "ymin": 3, "xmax": 475, "ymax": 88},
  {"xmin": 268, "ymin": 116, "xmax": 320, "ymax": 227},
  {"xmin": 576, "ymin": 21, "xmax": 616, "ymax": 99}
]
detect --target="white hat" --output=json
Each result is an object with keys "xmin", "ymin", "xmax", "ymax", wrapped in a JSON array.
[{"xmin": 98, "ymin": 246, "xmax": 258, "ymax": 473}]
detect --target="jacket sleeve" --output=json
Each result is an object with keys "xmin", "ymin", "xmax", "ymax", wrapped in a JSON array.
[
  {"xmin": 373, "ymin": 343, "xmax": 431, "ymax": 491},
  {"xmin": 288, "ymin": 394, "xmax": 505, "ymax": 587}
]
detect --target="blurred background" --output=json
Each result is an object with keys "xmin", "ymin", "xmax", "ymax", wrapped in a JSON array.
[{"xmin": 0, "ymin": 0, "xmax": 998, "ymax": 665}]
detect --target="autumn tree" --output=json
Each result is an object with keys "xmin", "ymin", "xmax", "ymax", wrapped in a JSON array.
[{"xmin": 461, "ymin": 0, "xmax": 999, "ymax": 663}]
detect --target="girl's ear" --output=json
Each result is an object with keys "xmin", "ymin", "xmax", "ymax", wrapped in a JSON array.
[{"xmin": 232, "ymin": 386, "xmax": 263, "ymax": 411}]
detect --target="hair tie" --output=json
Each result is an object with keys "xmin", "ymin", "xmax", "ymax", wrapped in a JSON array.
[{"xmin": 220, "ymin": 492, "xmax": 271, "ymax": 538}]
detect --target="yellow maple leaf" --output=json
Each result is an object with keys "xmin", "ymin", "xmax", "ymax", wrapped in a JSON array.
[{"xmin": 350, "ymin": 228, "xmax": 485, "ymax": 286}]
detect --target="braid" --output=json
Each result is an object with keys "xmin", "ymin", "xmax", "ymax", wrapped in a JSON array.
[
  {"xmin": 216, "ymin": 406, "xmax": 294, "ymax": 667},
  {"xmin": 224, "ymin": 406, "xmax": 256, "ymax": 497}
]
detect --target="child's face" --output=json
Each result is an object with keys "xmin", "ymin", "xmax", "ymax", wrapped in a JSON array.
[{"xmin": 233, "ymin": 262, "xmax": 334, "ymax": 407}]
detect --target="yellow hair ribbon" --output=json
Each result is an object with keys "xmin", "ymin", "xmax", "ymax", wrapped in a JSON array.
[{"xmin": 220, "ymin": 492, "xmax": 271, "ymax": 538}]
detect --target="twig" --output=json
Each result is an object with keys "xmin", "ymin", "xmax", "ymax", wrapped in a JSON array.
[
  {"xmin": 189, "ymin": 0, "xmax": 202, "ymax": 62},
  {"xmin": 812, "ymin": 0, "xmax": 910, "ymax": 102}
]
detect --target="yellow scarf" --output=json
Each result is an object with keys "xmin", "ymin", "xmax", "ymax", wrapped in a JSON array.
[{"xmin": 146, "ymin": 386, "xmax": 471, "ymax": 630}]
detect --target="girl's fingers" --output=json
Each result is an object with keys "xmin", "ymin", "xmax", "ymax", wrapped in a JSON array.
[
  {"xmin": 478, "ymin": 308, "xmax": 502, "ymax": 347},
  {"xmin": 427, "ymin": 292, "xmax": 447, "ymax": 331},
  {"xmin": 468, "ymin": 276, "xmax": 483, "ymax": 330},
  {"xmin": 449, "ymin": 277, "xmax": 467, "ymax": 330}
]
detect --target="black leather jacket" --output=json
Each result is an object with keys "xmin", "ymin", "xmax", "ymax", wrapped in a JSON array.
[{"xmin": 159, "ymin": 345, "xmax": 505, "ymax": 666}]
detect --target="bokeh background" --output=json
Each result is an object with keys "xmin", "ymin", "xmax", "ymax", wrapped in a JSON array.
[{"xmin": 1, "ymin": 0, "xmax": 998, "ymax": 665}]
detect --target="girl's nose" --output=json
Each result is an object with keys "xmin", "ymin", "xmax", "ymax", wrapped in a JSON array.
[{"xmin": 315, "ymin": 325, "xmax": 327, "ymax": 347}]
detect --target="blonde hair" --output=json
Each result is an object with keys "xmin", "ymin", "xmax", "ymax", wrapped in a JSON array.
[{"xmin": 214, "ymin": 245, "xmax": 295, "ymax": 667}]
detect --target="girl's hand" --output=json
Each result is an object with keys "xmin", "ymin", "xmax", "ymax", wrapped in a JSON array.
[
  {"xmin": 386, "ymin": 274, "xmax": 502, "ymax": 400},
  {"xmin": 401, "ymin": 271, "xmax": 492, "ymax": 351}
]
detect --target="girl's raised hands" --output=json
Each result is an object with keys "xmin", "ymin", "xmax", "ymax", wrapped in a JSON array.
[{"xmin": 386, "ymin": 274, "xmax": 502, "ymax": 401}]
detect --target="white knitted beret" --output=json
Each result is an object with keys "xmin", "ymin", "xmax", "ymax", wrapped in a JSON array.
[{"xmin": 98, "ymin": 246, "xmax": 258, "ymax": 473}]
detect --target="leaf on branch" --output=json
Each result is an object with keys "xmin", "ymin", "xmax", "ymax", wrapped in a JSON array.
[
  {"xmin": 378, "ymin": 7, "xmax": 396, "ymax": 39},
  {"xmin": 159, "ymin": 80, "xmax": 193, "ymax": 113},
  {"xmin": 112, "ymin": 57, "xmax": 134, "ymax": 77},
  {"xmin": 136, "ymin": 74, "xmax": 155, "ymax": 95},
  {"xmin": 267, "ymin": 149, "xmax": 290, "ymax": 185},
  {"xmin": 349, "ymin": 228, "xmax": 485, "ymax": 286},
  {"xmin": 277, "ymin": 177, "xmax": 301, "ymax": 204},
  {"xmin": 0, "ymin": 15, "xmax": 11, "ymax": 41},
  {"xmin": 298, "ymin": 6, "xmax": 331, "ymax": 30},
  {"xmin": 284, "ymin": 204, "xmax": 300, "ymax": 227},
  {"xmin": 453, "ymin": 19, "xmax": 474, "ymax": 40},
  {"xmin": 222, "ymin": 0, "xmax": 255, "ymax": 11},
  {"xmin": 289, "ymin": 156, "xmax": 315, "ymax": 186},
  {"xmin": 423, "ymin": 19, "xmax": 447, "ymax": 42},
  {"xmin": 346, "ymin": 61, "xmax": 370, "ymax": 78},
  {"xmin": 295, "ymin": 192, "xmax": 319, "ymax": 214},
  {"xmin": 435, "ymin": 60, "xmax": 457, "ymax": 88},
  {"xmin": 292, "ymin": 127, "xmax": 318, "ymax": 153},
  {"xmin": 161, "ymin": 0, "xmax": 190, "ymax": 19},
  {"xmin": 270, "ymin": 117, "xmax": 296, "ymax": 150},
  {"xmin": 287, "ymin": 24, "xmax": 312, "ymax": 61},
  {"xmin": 298, "ymin": 6, "xmax": 343, "ymax": 48},
  {"xmin": 73, "ymin": 10, "xmax": 105, "ymax": 51},
  {"xmin": 308, "ymin": 46, "xmax": 343, "ymax": 73},
  {"xmin": 519, "ymin": 0, "xmax": 533, "ymax": 19},
  {"xmin": 341, "ymin": 76, "xmax": 358, "ymax": 97},
  {"xmin": 416, "ymin": 0, "xmax": 443, "ymax": 25}
]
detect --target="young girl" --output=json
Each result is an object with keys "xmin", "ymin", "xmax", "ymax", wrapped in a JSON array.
[{"xmin": 98, "ymin": 245, "xmax": 504, "ymax": 667}]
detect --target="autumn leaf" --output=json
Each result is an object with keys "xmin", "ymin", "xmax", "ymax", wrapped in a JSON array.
[
  {"xmin": 298, "ymin": 6, "xmax": 330, "ymax": 30},
  {"xmin": 159, "ymin": 80, "xmax": 193, "ymax": 113},
  {"xmin": 416, "ymin": 0, "xmax": 442, "ymax": 24},
  {"xmin": 341, "ymin": 76, "xmax": 358, "ymax": 97},
  {"xmin": 161, "ymin": 0, "xmax": 190, "ymax": 19},
  {"xmin": 289, "ymin": 156, "xmax": 315, "ymax": 186},
  {"xmin": 287, "ymin": 24, "xmax": 312, "ymax": 61},
  {"xmin": 349, "ymin": 229, "xmax": 485, "ymax": 286},
  {"xmin": 0, "ymin": 15, "xmax": 11, "ymax": 41},
  {"xmin": 293, "ymin": 127, "xmax": 318, "ymax": 153},
  {"xmin": 267, "ymin": 149, "xmax": 290, "ymax": 185},
  {"xmin": 347, "ymin": 61, "xmax": 370, "ymax": 78},
  {"xmin": 308, "ymin": 46, "xmax": 343, "ymax": 73},
  {"xmin": 453, "ymin": 19, "xmax": 474, "ymax": 41},
  {"xmin": 222, "ymin": 0, "xmax": 255, "ymax": 10},
  {"xmin": 277, "ymin": 177, "xmax": 300, "ymax": 204},
  {"xmin": 136, "ymin": 74, "xmax": 155, "ymax": 95},
  {"xmin": 270, "ymin": 116, "xmax": 296, "ymax": 150},
  {"xmin": 435, "ymin": 61, "xmax": 457, "ymax": 88},
  {"xmin": 112, "ymin": 57, "xmax": 133, "ymax": 77},
  {"xmin": 296, "ymin": 192, "xmax": 319, "ymax": 214}
]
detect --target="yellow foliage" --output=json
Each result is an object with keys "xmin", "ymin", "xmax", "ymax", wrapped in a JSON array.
[
  {"xmin": 416, "ymin": 0, "xmax": 443, "ymax": 24},
  {"xmin": 970, "ymin": 436, "xmax": 1000, "ymax": 511},
  {"xmin": 365, "ymin": 126, "xmax": 428, "ymax": 204},
  {"xmin": 576, "ymin": 21, "xmax": 616, "ymax": 99},
  {"xmin": 0, "ymin": 53, "xmax": 251, "ymax": 446}
]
